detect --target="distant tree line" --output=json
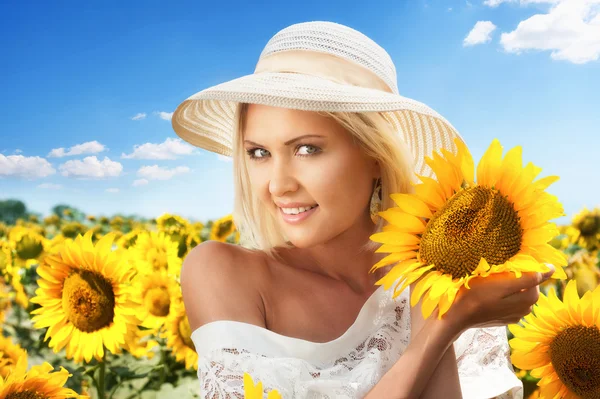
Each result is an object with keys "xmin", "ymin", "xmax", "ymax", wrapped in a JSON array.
[{"xmin": 0, "ymin": 198, "xmax": 147, "ymax": 225}]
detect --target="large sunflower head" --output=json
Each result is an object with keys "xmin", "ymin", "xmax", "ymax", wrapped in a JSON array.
[
  {"xmin": 132, "ymin": 271, "xmax": 182, "ymax": 330},
  {"xmin": 157, "ymin": 214, "xmax": 190, "ymax": 235},
  {"xmin": 572, "ymin": 207, "xmax": 600, "ymax": 251},
  {"xmin": 0, "ymin": 355, "xmax": 86, "ymax": 398},
  {"xmin": 371, "ymin": 138, "xmax": 568, "ymax": 319},
  {"xmin": 8, "ymin": 226, "xmax": 48, "ymax": 268},
  {"xmin": 29, "ymin": 231, "xmax": 140, "ymax": 364},
  {"xmin": 130, "ymin": 231, "xmax": 182, "ymax": 276},
  {"xmin": 509, "ymin": 280, "xmax": 600, "ymax": 399},
  {"xmin": 161, "ymin": 300, "xmax": 198, "ymax": 370}
]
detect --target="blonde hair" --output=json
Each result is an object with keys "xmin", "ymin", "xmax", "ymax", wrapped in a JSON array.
[{"xmin": 231, "ymin": 102, "xmax": 416, "ymax": 255}]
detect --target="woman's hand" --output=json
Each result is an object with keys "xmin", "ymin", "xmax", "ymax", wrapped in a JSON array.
[{"xmin": 443, "ymin": 265, "xmax": 556, "ymax": 337}]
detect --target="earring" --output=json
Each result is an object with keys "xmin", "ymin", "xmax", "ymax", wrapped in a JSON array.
[{"xmin": 370, "ymin": 178, "xmax": 382, "ymax": 224}]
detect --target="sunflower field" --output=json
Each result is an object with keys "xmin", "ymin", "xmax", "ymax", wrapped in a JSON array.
[
  {"xmin": 0, "ymin": 201, "xmax": 598, "ymax": 398},
  {"xmin": 0, "ymin": 207, "xmax": 238, "ymax": 398}
]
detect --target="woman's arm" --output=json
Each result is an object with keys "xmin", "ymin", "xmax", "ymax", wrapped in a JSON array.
[
  {"xmin": 365, "ymin": 268, "xmax": 553, "ymax": 399},
  {"xmin": 364, "ymin": 307, "xmax": 461, "ymax": 399}
]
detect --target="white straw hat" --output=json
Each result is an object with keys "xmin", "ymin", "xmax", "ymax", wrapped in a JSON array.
[{"xmin": 171, "ymin": 20, "xmax": 464, "ymax": 177}]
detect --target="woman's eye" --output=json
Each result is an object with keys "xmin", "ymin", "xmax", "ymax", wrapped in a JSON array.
[
  {"xmin": 248, "ymin": 148, "xmax": 270, "ymax": 158},
  {"xmin": 297, "ymin": 145, "xmax": 319, "ymax": 156}
]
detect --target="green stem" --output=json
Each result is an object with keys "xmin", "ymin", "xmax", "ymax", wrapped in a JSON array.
[
  {"xmin": 97, "ymin": 350, "xmax": 107, "ymax": 399},
  {"xmin": 159, "ymin": 349, "xmax": 167, "ymax": 385}
]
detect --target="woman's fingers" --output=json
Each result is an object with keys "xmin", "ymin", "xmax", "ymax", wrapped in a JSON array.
[{"xmin": 500, "ymin": 266, "xmax": 555, "ymax": 297}]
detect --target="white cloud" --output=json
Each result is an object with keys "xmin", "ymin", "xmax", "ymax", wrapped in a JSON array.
[
  {"xmin": 500, "ymin": 0, "xmax": 600, "ymax": 64},
  {"xmin": 217, "ymin": 154, "xmax": 232, "ymax": 162},
  {"xmin": 133, "ymin": 179, "xmax": 149, "ymax": 187},
  {"xmin": 137, "ymin": 165, "xmax": 190, "ymax": 180},
  {"xmin": 484, "ymin": 0, "xmax": 512, "ymax": 6},
  {"xmin": 155, "ymin": 111, "xmax": 174, "ymax": 121},
  {"xmin": 48, "ymin": 140, "xmax": 106, "ymax": 158},
  {"xmin": 131, "ymin": 113, "xmax": 147, "ymax": 121},
  {"xmin": 121, "ymin": 137, "xmax": 196, "ymax": 160},
  {"xmin": 59, "ymin": 156, "xmax": 123, "ymax": 178},
  {"xmin": 0, "ymin": 154, "xmax": 56, "ymax": 179},
  {"xmin": 37, "ymin": 183, "xmax": 62, "ymax": 189},
  {"xmin": 105, "ymin": 188, "xmax": 120, "ymax": 193},
  {"xmin": 448, "ymin": 7, "xmax": 453, "ymax": 11},
  {"xmin": 464, "ymin": 21, "xmax": 497, "ymax": 46},
  {"xmin": 14, "ymin": 149, "xmax": 22, "ymax": 154}
]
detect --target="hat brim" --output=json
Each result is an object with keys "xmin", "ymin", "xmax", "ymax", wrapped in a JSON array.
[{"xmin": 172, "ymin": 72, "xmax": 463, "ymax": 177}]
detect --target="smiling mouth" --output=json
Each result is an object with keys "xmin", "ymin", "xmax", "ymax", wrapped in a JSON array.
[{"xmin": 279, "ymin": 204, "xmax": 319, "ymax": 215}]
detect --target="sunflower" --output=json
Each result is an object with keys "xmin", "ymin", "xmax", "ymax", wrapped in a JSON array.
[
  {"xmin": 60, "ymin": 222, "xmax": 88, "ymax": 239},
  {"xmin": 568, "ymin": 250, "xmax": 599, "ymax": 296},
  {"xmin": 130, "ymin": 231, "xmax": 182, "ymax": 276},
  {"xmin": 121, "ymin": 323, "xmax": 159, "ymax": 359},
  {"xmin": 0, "ymin": 223, "xmax": 8, "ymax": 240},
  {"xmin": 371, "ymin": 138, "xmax": 568, "ymax": 319},
  {"xmin": 157, "ymin": 214, "xmax": 192, "ymax": 258},
  {"xmin": 116, "ymin": 228, "xmax": 145, "ymax": 249},
  {"xmin": 571, "ymin": 207, "xmax": 600, "ymax": 251},
  {"xmin": 8, "ymin": 226, "xmax": 48, "ymax": 268},
  {"xmin": 132, "ymin": 271, "xmax": 182, "ymax": 330},
  {"xmin": 29, "ymin": 231, "xmax": 140, "ymax": 364},
  {"xmin": 0, "ymin": 335, "xmax": 27, "ymax": 378},
  {"xmin": 243, "ymin": 373, "xmax": 282, "ymax": 399},
  {"xmin": 0, "ymin": 281, "xmax": 11, "ymax": 322},
  {"xmin": 0, "ymin": 355, "xmax": 85, "ymax": 398},
  {"xmin": 509, "ymin": 280, "xmax": 600, "ymax": 399},
  {"xmin": 210, "ymin": 214, "xmax": 238, "ymax": 242},
  {"xmin": 161, "ymin": 299, "xmax": 198, "ymax": 370}
]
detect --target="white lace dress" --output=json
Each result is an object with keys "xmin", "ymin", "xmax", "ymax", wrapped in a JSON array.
[{"xmin": 190, "ymin": 285, "xmax": 523, "ymax": 399}]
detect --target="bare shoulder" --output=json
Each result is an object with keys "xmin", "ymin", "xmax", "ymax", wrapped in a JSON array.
[{"xmin": 180, "ymin": 240, "xmax": 270, "ymax": 332}]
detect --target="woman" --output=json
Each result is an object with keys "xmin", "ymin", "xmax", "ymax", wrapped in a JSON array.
[{"xmin": 172, "ymin": 21, "xmax": 552, "ymax": 398}]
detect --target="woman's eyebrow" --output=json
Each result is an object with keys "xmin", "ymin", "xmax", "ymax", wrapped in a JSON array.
[{"xmin": 243, "ymin": 134, "xmax": 325, "ymax": 147}]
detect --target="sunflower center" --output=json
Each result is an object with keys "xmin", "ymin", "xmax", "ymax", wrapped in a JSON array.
[
  {"xmin": 15, "ymin": 236, "xmax": 43, "ymax": 260},
  {"xmin": 6, "ymin": 391, "xmax": 47, "ymax": 399},
  {"xmin": 148, "ymin": 248, "xmax": 168, "ymax": 272},
  {"xmin": 419, "ymin": 186, "xmax": 522, "ymax": 279},
  {"xmin": 216, "ymin": 221, "xmax": 233, "ymax": 239},
  {"xmin": 550, "ymin": 325, "xmax": 600, "ymax": 398},
  {"xmin": 577, "ymin": 215, "xmax": 600, "ymax": 237},
  {"xmin": 178, "ymin": 316, "xmax": 196, "ymax": 351},
  {"xmin": 144, "ymin": 287, "xmax": 171, "ymax": 317},
  {"xmin": 62, "ymin": 270, "xmax": 115, "ymax": 333}
]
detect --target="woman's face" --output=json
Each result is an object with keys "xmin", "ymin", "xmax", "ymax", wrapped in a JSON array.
[{"xmin": 243, "ymin": 104, "xmax": 379, "ymax": 248}]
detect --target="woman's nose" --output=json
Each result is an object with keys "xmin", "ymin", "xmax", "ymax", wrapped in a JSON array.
[{"xmin": 268, "ymin": 162, "xmax": 299, "ymax": 197}]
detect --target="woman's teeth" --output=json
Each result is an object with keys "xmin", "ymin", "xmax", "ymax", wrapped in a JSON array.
[{"xmin": 281, "ymin": 205, "xmax": 317, "ymax": 215}]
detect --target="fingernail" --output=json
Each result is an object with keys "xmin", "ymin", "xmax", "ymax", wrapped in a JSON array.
[{"xmin": 542, "ymin": 265, "xmax": 555, "ymax": 279}]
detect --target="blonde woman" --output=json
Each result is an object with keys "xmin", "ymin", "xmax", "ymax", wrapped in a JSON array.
[{"xmin": 173, "ymin": 21, "xmax": 551, "ymax": 399}]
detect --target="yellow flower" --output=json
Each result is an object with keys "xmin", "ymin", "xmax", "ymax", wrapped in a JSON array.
[
  {"xmin": 116, "ymin": 228, "xmax": 145, "ymax": 249},
  {"xmin": 0, "ymin": 223, "xmax": 8, "ymax": 240},
  {"xmin": 157, "ymin": 214, "xmax": 190, "ymax": 234},
  {"xmin": 243, "ymin": 373, "xmax": 282, "ymax": 399},
  {"xmin": 161, "ymin": 300, "xmax": 198, "ymax": 370},
  {"xmin": 572, "ymin": 207, "xmax": 600, "ymax": 251},
  {"xmin": 60, "ymin": 222, "xmax": 88, "ymax": 239},
  {"xmin": 210, "ymin": 215, "xmax": 238, "ymax": 242},
  {"xmin": 130, "ymin": 231, "xmax": 182, "ymax": 276},
  {"xmin": 0, "ymin": 354, "xmax": 86, "ymax": 398},
  {"xmin": 569, "ymin": 250, "xmax": 599, "ymax": 296},
  {"xmin": 0, "ymin": 335, "xmax": 27, "ymax": 379},
  {"xmin": 371, "ymin": 138, "xmax": 568, "ymax": 319},
  {"xmin": 8, "ymin": 226, "xmax": 48, "ymax": 268},
  {"xmin": 30, "ymin": 231, "xmax": 140, "ymax": 363},
  {"xmin": 132, "ymin": 271, "xmax": 182, "ymax": 330},
  {"xmin": 121, "ymin": 323, "xmax": 159, "ymax": 359},
  {"xmin": 509, "ymin": 280, "xmax": 600, "ymax": 399}
]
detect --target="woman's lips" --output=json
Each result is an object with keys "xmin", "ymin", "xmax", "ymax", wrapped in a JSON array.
[{"xmin": 279, "ymin": 205, "xmax": 319, "ymax": 224}]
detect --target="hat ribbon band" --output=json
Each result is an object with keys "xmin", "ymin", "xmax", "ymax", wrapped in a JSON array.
[{"xmin": 253, "ymin": 50, "xmax": 394, "ymax": 94}]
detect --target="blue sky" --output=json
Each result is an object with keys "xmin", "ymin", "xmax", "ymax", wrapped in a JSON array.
[{"xmin": 1, "ymin": 0, "xmax": 598, "ymax": 223}]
